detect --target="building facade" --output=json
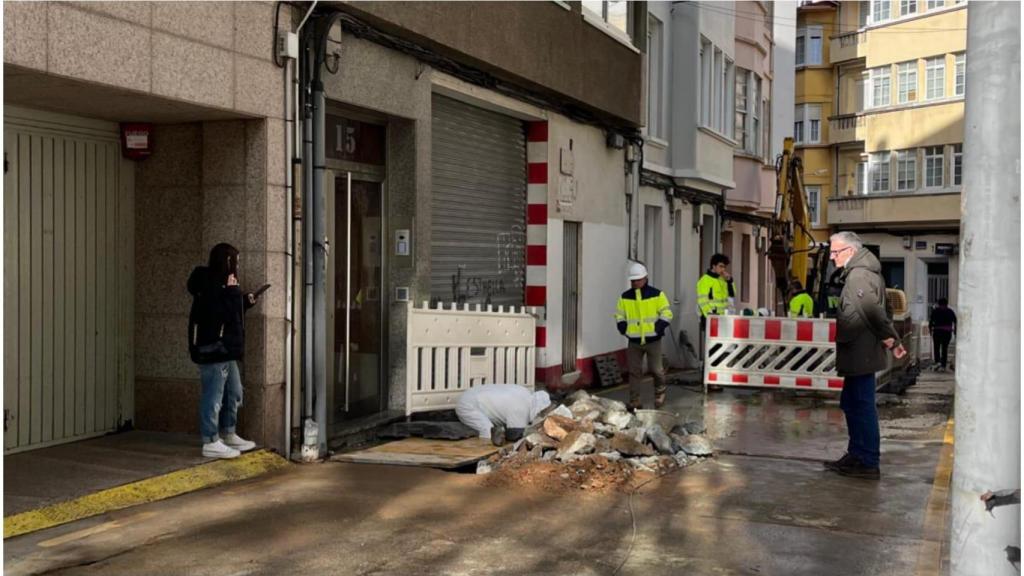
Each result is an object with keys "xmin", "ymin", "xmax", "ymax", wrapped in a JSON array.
[
  {"xmin": 796, "ymin": 0, "xmax": 965, "ymax": 320},
  {"xmin": 726, "ymin": 1, "xmax": 783, "ymax": 315},
  {"xmin": 3, "ymin": 1, "xmax": 648, "ymax": 456}
]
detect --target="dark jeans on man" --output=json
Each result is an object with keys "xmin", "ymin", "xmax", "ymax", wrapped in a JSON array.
[
  {"xmin": 840, "ymin": 373, "xmax": 880, "ymax": 468},
  {"xmin": 627, "ymin": 340, "xmax": 666, "ymax": 407},
  {"xmin": 933, "ymin": 331, "xmax": 953, "ymax": 368}
]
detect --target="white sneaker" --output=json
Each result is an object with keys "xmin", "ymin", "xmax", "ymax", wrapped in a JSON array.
[
  {"xmin": 222, "ymin": 433, "xmax": 256, "ymax": 452},
  {"xmin": 202, "ymin": 439, "xmax": 241, "ymax": 459}
]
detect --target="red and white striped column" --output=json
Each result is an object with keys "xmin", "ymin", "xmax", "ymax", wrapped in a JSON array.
[{"xmin": 526, "ymin": 121, "xmax": 549, "ymax": 385}]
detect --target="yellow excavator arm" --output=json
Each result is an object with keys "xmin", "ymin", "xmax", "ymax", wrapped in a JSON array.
[{"xmin": 769, "ymin": 138, "xmax": 816, "ymax": 308}]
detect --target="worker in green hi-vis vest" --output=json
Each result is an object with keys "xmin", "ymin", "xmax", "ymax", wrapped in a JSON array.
[{"xmin": 788, "ymin": 281, "xmax": 815, "ymax": 318}]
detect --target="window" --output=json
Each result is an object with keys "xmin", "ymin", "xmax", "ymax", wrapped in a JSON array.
[
  {"xmin": 925, "ymin": 146, "xmax": 944, "ymax": 187},
  {"xmin": 901, "ymin": 0, "xmax": 918, "ymax": 16},
  {"xmin": 761, "ymin": 97, "xmax": 770, "ymax": 162},
  {"xmin": 714, "ymin": 49, "xmax": 723, "ymax": 131},
  {"xmin": 926, "ymin": 56, "xmax": 945, "ymax": 100},
  {"xmin": 897, "ymin": 61, "xmax": 917, "ymax": 104},
  {"xmin": 583, "ymin": 1, "xmax": 632, "ymax": 39},
  {"xmin": 870, "ymin": 152, "xmax": 891, "ymax": 193},
  {"xmin": 700, "ymin": 38, "xmax": 712, "ymax": 127},
  {"xmin": 735, "ymin": 69, "xmax": 749, "ymax": 147},
  {"xmin": 927, "ymin": 0, "xmax": 944, "ymax": 9},
  {"xmin": 955, "ymin": 53, "xmax": 966, "ymax": 96},
  {"xmin": 951, "ymin": 143, "xmax": 963, "ymax": 186},
  {"xmin": 856, "ymin": 161, "xmax": 869, "ymax": 195},
  {"xmin": 701, "ymin": 41, "xmax": 733, "ymax": 138},
  {"xmin": 794, "ymin": 104, "xmax": 821, "ymax": 144},
  {"xmin": 752, "ymin": 77, "xmax": 762, "ymax": 154},
  {"xmin": 724, "ymin": 58, "xmax": 735, "ymax": 136},
  {"xmin": 870, "ymin": 66, "xmax": 891, "ymax": 108},
  {"xmin": 873, "ymin": 0, "xmax": 891, "ymax": 22},
  {"xmin": 806, "ymin": 186, "xmax": 821, "ymax": 226},
  {"xmin": 647, "ymin": 16, "xmax": 665, "ymax": 138},
  {"xmin": 796, "ymin": 26, "xmax": 823, "ymax": 66},
  {"xmin": 859, "ymin": 0, "xmax": 871, "ymax": 27},
  {"xmin": 896, "ymin": 150, "xmax": 917, "ymax": 191}
]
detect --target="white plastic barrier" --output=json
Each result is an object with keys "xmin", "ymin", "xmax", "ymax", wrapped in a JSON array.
[
  {"xmin": 703, "ymin": 315, "xmax": 844, "ymax": 392},
  {"xmin": 405, "ymin": 301, "xmax": 537, "ymax": 416}
]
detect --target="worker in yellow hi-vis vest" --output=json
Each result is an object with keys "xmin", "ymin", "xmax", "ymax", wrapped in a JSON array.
[
  {"xmin": 696, "ymin": 253, "xmax": 734, "ymax": 391},
  {"xmin": 788, "ymin": 281, "xmax": 815, "ymax": 318},
  {"xmin": 615, "ymin": 262, "xmax": 673, "ymax": 411}
]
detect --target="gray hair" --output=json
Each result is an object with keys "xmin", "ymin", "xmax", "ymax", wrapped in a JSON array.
[{"xmin": 830, "ymin": 231, "xmax": 863, "ymax": 249}]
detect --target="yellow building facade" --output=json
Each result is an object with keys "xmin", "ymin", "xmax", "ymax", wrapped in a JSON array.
[{"xmin": 797, "ymin": 0, "xmax": 966, "ymax": 321}]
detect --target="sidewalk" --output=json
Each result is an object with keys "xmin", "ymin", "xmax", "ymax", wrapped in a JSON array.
[{"xmin": 4, "ymin": 431, "xmax": 287, "ymax": 538}]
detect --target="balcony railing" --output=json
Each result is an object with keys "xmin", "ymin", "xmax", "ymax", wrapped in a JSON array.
[
  {"xmin": 828, "ymin": 191, "xmax": 961, "ymax": 228},
  {"xmin": 830, "ymin": 31, "xmax": 866, "ymax": 64},
  {"xmin": 828, "ymin": 114, "xmax": 866, "ymax": 144}
]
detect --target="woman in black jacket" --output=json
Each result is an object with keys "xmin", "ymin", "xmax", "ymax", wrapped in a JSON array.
[{"xmin": 187, "ymin": 243, "xmax": 260, "ymax": 459}]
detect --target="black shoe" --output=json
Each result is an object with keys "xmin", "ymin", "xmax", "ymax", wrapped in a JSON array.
[
  {"xmin": 834, "ymin": 457, "xmax": 880, "ymax": 480},
  {"xmin": 490, "ymin": 424, "xmax": 506, "ymax": 447},
  {"xmin": 823, "ymin": 453, "xmax": 855, "ymax": 471}
]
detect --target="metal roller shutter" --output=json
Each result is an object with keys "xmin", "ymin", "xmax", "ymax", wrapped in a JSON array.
[
  {"xmin": 3, "ymin": 106, "xmax": 133, "ymax": 454},
  {"xmin": 431, "ymin": 94, "xmax": 526, "ymax": 307}
]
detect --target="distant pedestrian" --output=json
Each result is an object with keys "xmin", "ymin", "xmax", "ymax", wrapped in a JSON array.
[
  {"xmin": 187, "ymin": 243, "xmax": 262, "ymax": 459},
  {"xmin": 929, "ymin": 298, "xmax": 957, "ymax": 371},
  {"xmin": 615, "ymin": 262, "xmax": 673, "ymax": 410},
  {"xmin": 787, "ymin": 281, "xmax": 815, "ymax": 318},
  {"xmin": 824, "ymin": 232, "xmax": 906, "ymax": 480}
]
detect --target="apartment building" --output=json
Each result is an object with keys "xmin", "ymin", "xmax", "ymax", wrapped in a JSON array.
[{"xmin": 796, "ymin": 0, "xmax": 965, "ymax": 320}]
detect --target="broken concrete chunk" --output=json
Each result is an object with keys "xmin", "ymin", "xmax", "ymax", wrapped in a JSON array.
[
  {"xmin": 625, "ymin": 458, "xmax": 655, "ymax": 472},
  {"xmin": 567, "ymin": 389, "xmax": 592, "ymax": 404},
  {"xmin": 529, "ymin": 445, "xmax": 544, "ymax": 459},
  {"xmin": 598, "ymin": 451, "xmax": 622, "ymax": 462},
  {"xmin": 556, "ymin": 431, "xmax": 597, "ymax": 461},
  {"xmin": 677, "ymin": 434, "xmax": 714, "ymax": 457},
  {"xmin": 525, "ymin": 432, "xmax": 559, "ymax": 449},
  {"xmin": 569, "ymin": 398, "xmax": 605, "ymax": 417},
  {"xmin": 672, "ymin": 452, "xmax": 690, "ymax": 467},
  {"xmin": 625, "ymin": 427, "xmax": 647, "ymax": 444},
  {"xmin": 594, "ymin": 396, "xmax": 628, "ymax": 413},
  {"xmin": 543, "ymin": 414, "xmax": 577, "ymax": 440},
  {"xmin": 680, "ymin": 420, "xmax": 707, "ymax": 435},
  {"xmin": 541, "ymin": 449, "xmax": 556, "ymax": 461},
  {"xmin": 594, "ymin": 436, "xmax": 612, "ymax": 454},
  {"xmin": 646, "ymin": 424, "xmax": 676, "ymax": 455},
  {"xmin": 476, "ymin": 460, "xmax": 494, "ymax": 475},
  {"xmin": 602, "ymin": 409, "xmax": 633, "ymax": 430},
  {"xmin": 550, "ymin": 405, "xmax": 574, "ymax": 419},
  {"xmin": 610, "ymin": 432, "xmax": 655, "ymax": 457}
]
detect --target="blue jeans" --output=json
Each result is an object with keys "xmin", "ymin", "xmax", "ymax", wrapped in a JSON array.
[
  {"xmin": 199, "ymin": 361, "xmax": 243, "ymax": 444},
  {"xmin": 840, "ymin": 373, "xmax": 880, "ymax": 468}
]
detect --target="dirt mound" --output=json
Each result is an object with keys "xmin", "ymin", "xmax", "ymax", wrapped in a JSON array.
[{"xmin": 480, "ymin": 453, "xmax": 656, "ymax": 494}]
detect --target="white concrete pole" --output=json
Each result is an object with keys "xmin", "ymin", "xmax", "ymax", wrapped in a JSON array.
[{"xmin": 950, "ymin": 2, "xmax": 1021, "ymax": 574}]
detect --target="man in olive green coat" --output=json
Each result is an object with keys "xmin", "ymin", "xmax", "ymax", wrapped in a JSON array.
[{"xmin": 824, "ymin": 231, "xmax": 906, "ymax": 480}]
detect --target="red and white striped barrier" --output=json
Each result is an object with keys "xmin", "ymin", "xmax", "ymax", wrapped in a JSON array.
[{"xmin": 704, "ymin": 315, "xmax": 843, "ymax": 392}]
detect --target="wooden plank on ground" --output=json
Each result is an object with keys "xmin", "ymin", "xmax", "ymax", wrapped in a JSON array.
[{"xmin": 331, "ymin": 437, "xmax": 497, "ymax": 469}]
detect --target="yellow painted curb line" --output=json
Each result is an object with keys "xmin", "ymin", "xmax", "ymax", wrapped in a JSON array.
[
  {"xmin": 4, "ymin": 449, "xmax": 289, "ymax": 539},
  {"xmin": 913, "ymin": 417, "xmax": 955, "ymax": 576}
]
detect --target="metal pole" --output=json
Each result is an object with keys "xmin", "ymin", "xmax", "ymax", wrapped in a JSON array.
[
  {"xmin": 950, "ymin": 2, "xmax": 1021, "ymax": 574},
  {"xmin": 312, "ymin": 78, "xmax": 328, "ymax": 456}
]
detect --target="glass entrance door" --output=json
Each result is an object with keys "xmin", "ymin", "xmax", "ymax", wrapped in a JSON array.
[{"xmin": 333, "ymin": 174, "xmax": 383, "ymax": 421}]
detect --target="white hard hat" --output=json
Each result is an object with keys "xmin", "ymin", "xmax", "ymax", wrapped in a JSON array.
[{"xmin": 628, "ymin": 262, "xmax": 648, "ymax": 281}]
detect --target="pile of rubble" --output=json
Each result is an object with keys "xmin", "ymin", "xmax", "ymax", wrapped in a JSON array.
[{"xmin": 477, "ymin": 389, "xmax": 714, "ymax": 491}]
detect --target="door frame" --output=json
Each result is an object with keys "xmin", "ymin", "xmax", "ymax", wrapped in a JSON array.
[{"xmin": 325, "ymin": 161, "xmax": 389, "ymax": 426}]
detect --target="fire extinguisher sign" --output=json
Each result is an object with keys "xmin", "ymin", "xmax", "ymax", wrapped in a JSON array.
[{"xmin": 120, "ymin": 123, "xmax": 153, "ymax": 160}]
